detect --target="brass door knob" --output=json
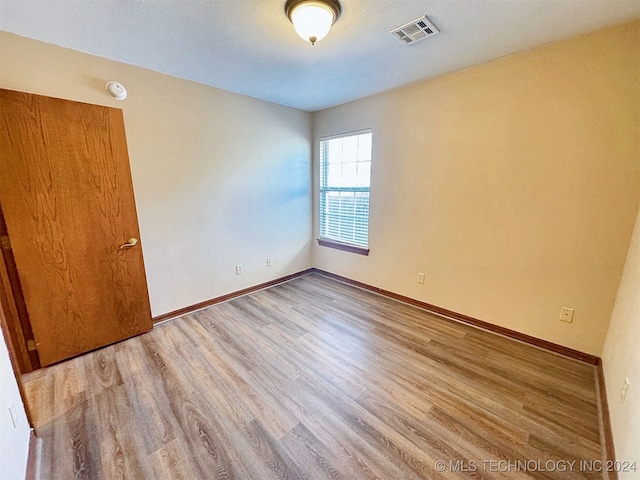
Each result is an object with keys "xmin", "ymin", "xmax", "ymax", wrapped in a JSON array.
[{"xmin": 119, "ymin": 238, "xmax": 139, "ymax": 249}]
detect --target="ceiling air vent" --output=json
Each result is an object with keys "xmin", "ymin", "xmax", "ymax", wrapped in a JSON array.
[{"xmin": 390, "ymin": 15, "xmax": 439, "ymax": 45}]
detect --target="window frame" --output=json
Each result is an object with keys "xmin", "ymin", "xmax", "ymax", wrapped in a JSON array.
[{"xmin": 318, "ymin": 129, "xmax": 372, "ymax": 256}]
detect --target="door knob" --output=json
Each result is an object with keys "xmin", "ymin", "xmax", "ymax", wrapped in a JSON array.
[{"xmin": 119, "ymin": 238, "xmax": 139, "ymax": 249}]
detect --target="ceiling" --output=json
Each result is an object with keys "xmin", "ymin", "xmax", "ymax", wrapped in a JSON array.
[{"xmin": 0, "ymin": 1, "xmax": 638, "ymax": 111}]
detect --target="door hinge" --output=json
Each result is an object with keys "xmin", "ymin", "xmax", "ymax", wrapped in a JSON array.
[
  {"xmin": 27, "ymin": 339, "xmax": 37, "ymax": 351},
  {"xmin": 0, "ymin": 235, "xmax": 10, "ymax": 250}
]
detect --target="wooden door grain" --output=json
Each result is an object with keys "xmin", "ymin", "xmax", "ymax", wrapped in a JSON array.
[{"xmin": 0, "ymin": 89, "xmax": 152, "ymax": 366}]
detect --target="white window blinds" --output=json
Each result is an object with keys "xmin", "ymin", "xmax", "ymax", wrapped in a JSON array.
[{"xmin": 319, "ymin": 130, "xmax": 372, "ymax": 248}]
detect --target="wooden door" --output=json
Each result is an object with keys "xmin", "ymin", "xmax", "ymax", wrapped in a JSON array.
[{"xmin": 0, "ymin": 89, "xmax": 152, "ymax": 366}]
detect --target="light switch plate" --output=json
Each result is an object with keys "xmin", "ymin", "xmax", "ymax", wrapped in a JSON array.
[
  {"xmin": 622, "ymin": 377, "xmax": 630, "ymax": 402},
  {"xmin": 8, "ymin": 401, "xmax": 18, "ymax": 429}
]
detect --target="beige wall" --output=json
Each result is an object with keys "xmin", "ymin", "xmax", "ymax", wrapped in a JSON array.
[
  {"xmin": 603, "ymin": 206, "xmax": 640, "ymax": 476},
  {"xmin": 0, "ymin": 32, "xmax": 313, "ymax": 317},
  {"xmin": 313, "ymin": 21, "xmax": 640, "ymax": 356}
]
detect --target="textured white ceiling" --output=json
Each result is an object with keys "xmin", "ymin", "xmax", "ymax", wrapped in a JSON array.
[{"xmin": 1, "ymin": 0, "xmax": 638, "ymax": 111}]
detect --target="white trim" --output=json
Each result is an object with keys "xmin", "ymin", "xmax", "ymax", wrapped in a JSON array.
[{"xmin": 319, "ymin": 128, "xmax": 372, "ymax": 142}]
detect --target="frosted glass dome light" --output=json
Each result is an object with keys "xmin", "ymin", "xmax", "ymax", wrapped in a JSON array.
[{"xmin": 285, "ymin": 0, "xmax": 341, "ymax": 45}]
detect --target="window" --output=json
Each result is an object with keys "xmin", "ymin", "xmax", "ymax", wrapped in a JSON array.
[{"xmin": 319, "ymin": 129, "xmax": 372, "ymax": 255}]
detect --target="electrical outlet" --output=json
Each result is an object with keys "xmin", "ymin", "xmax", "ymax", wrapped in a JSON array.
[
  {"xmin": 8, "ymin": 401, "xmax": 17, "ymax": 429},
  {"xmin": 621, "ymin": 377, "xmax": 630, "ymax": 403},
  {"xmin": 559, "ymin": 307, "xmax": 574, "ymax": 323},
  {"xmin": 267, "ymin": 257, "xmax": 273, "ymax": 267},
  {"xmin": 417, "ymin": 272, "xmax": 425, "ymax": 284},
  {"xmin": 235, "ymin": 264, "xmax": 243, "ymax": 275}
]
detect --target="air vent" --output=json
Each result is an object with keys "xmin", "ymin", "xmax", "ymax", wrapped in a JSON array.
[{"xmin": 390, "ymin": 15, "xmax": 439, "ymax": 45}]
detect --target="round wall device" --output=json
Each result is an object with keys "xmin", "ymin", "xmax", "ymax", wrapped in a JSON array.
[{"xmin": 105, "ymin": 81, "xmax": 127, "ymax": 100}]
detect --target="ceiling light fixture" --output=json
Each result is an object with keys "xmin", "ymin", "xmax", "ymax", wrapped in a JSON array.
[{"xmin": 284, "ymin": 0, "xmax": 341, "ymax": 46}]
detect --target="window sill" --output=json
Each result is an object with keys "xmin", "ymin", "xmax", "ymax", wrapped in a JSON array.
[{"xmin": 317, "ymin": 238, "xmax": 369, "ymax": 256}]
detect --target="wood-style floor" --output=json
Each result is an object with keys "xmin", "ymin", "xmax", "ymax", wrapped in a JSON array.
[{"xmin": 22, "ymin": 273, "xmax": 606, "ymax": 479}]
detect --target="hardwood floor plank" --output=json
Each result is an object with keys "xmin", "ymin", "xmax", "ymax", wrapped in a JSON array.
[
  {"xmin": 22, "ymin": 372, "xmax": 54, "ymax": 428},
  {"xmin": 281, "ymin": 423, "xmax": 347, "ymax": 480},
  {"xmin": 150, "ymin": 438, "xmax": 206, "ymax": 480},
  {"xmin": 302, "ymin": 375, "xmax": 455, "ymax": 479},
  {"xmin": 285, "ymin": 377, "xmax": 419, "ymax": 480},
  {"xmin": 141, "ymin": 336, "xmax": 247, "ymax": 479},
  {"xmin": 91, "ymin": 386, "xmax": 154, "ymax": 480},
  {"xmin": 242, "ymin": 419, "xmax": 309, "ymax": 479},
  {"xmin": 66, "ymin": 392, "xmax": 102, "ymax": 480},
  {"xmin": 83, "ymin": 348, "xmax": 123, "ymax": 393},
  {"xmin": 187, "ymin": 319, "xmax": 301, "ymax": 440},
  {"xmin": 22, "ymin": 273, "xmax": 608, "ymax": 479},
  {"xmin": 115, "ymin": 340, "xmax": 180, "ymax": 455}
]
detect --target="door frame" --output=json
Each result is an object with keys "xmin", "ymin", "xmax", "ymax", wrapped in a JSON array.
[
  {"xmin": 0, "ymin": 249, "xmax": 35, "ymax": 427},
  {"xmin": 0, "ymin": 203, "xmax": 40, "ymax": 375}
]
